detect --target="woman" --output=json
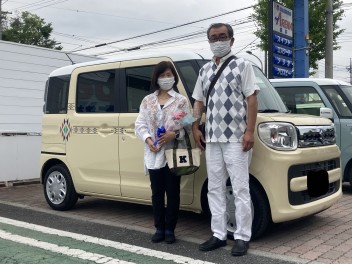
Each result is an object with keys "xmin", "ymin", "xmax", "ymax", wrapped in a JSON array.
[{"xmin": 135, "ymin": 61, "xmax": 191, "ymax": 244}]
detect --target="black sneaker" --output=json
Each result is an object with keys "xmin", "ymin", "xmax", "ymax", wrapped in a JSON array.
[
  {"xmin": 199, "ymin": 236, "xmax": 227, "ymax": 252},
  {"xmin": 231, "ymin": 239, "xmax": 249, "ymax": 256},
  {"xmin": 165, "ymin": 230, "xmax": 176, "ymax": 244},
  {"xmin": 151, "ymin": 230, "xmax": 165, "ymax": 243}
]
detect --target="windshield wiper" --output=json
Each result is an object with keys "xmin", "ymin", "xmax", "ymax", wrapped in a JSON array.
[{"xmin": 258, "ymin": 109, "xmax": 279, "ymax": 113}]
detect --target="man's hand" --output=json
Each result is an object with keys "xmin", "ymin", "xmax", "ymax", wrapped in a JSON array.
[
  {"xmin": 192, "ymin": 127, "xmax": 205, "ymax": 151},
  {"xmin": 242, "ymin": 130, "xmax": 254, "ymax": 152},
  {"xmin": 192, "ymin": 100, "xmax": 206, "ymax": 150}
]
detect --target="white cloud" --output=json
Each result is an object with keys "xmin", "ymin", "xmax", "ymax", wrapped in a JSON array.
[{"xmin": 2, "ymin": 0, "xmax": 351, "ymax": 82}]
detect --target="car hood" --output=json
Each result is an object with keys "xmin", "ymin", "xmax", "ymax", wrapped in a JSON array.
[{"xmin": 257, "ymin": 113, "xmax": 332, "ymax": 126}]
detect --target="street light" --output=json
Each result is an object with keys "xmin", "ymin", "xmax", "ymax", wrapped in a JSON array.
[{"xmin": 246, "ymin": 51, "xmax": 263, "ymax": 71}]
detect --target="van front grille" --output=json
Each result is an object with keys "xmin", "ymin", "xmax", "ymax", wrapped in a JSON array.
[
  {"xmin": 287, "ymin": 158, "xmax": 340, "ymax": 205},
  {"xmin": 296, "ymin": 125, "xmax": 336, "ymax": 147}
]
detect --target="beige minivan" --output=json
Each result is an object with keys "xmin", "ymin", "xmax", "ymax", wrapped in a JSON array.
[{"xmin": 41, "ymin": 50, "xmax": 341, "ymax": 238}]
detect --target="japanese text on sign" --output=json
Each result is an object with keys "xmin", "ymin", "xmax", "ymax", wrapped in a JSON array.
[
  {"xmin": 273, "ymin": 66, "xmax": 293, "ymax": 78},
  {"xmin": 273, "ymin": 34, "xmax": 292, "ymax": 48},
  {"xmin": 273, "ymin": 45, "xmax": 293, "ymax": 58},
  {"xmin": 273, "ymin": 55, "xmax": 293, "ymax": 68}
]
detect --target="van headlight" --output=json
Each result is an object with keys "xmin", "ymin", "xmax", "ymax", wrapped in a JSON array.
[{"xmin": 258, "ymin": 122, "xmax": 297, "ymax": 151}]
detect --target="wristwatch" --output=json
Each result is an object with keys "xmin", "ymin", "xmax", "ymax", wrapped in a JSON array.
[{"xmin": 175, "ymin": 130, "xmax": 180, "ymax": 139}]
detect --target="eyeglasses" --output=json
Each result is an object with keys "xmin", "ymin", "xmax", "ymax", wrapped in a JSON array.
[{"xmin": 208, "ymin": 34, "xmax": 230, "ymax": 43}]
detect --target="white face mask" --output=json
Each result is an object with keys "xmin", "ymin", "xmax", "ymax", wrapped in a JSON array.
[
  {"xmin": 157, "ymin": 77, "xmax": 175, "ymax": 90},
  {"xmin": 210, "ymin": 40, "xmax": 232, "ymax": 57}
]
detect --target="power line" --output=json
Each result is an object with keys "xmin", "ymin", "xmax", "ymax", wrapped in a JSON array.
[
  {"xmin": 6, "ymin": 0, "xmax": 195, "ymax": 27},
  {"xmin": 26, "ymin": 0, "xmax": 69, "ymax": 12},
  {"xmin": 7, "ymin": 0, "xmax": 57, "ymax": 12},
  {"xmin": 71, "ymin": 5, "xmax": 256, "ymax": 53},
  {"xmin": 93, "ymin": 17, "xmax": 255, "ymax": 56}
]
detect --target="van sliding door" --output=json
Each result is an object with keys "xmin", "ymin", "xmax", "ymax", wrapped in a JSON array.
[{"xmin": 66, "ymin": 63, "xmax": 121, "ymax": 196}]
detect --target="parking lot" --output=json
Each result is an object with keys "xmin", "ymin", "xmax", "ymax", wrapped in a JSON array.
[{"xmin": 0, "ymin": 182, "xmax": 352, "ymax": 264}]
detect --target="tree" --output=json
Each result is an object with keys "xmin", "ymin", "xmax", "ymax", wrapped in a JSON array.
[
  {"xmin": 2, "ymin": 11, "xmax": 62, "ymax": 50},
  {"xmin": 253, "ymin": 0, "xmax": 344, "ymax": 71}
]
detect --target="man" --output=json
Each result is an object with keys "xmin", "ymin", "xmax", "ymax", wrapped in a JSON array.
[{"xmin": 192, "ymin": 23, "xmax": 259, "ymax": 256}]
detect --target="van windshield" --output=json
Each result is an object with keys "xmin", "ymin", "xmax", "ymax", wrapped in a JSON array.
[
  {"xmin": 176, "ymin": 60, "xmax": 287, "ymax": 113},
  {"xmin": 252, "ymin": 67, "xmax": 287, "ymax": 113},
  {"xmin": 321, "ymin": 84, "xmax": 352, "ymax": 117}
]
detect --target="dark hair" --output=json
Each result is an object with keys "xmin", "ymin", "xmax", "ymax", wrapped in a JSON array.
[
  {"xmin": 207, "ymin": 23, "xmax": 234, "ymax": 39},
  {"xmin": 151, "ymin": 61, "xmax": 179, "ymax": 90}
]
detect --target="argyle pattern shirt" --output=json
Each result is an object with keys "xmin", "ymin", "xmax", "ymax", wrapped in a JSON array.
[{"xmin": 192, "ymin": 52, "xmax": 260, "ymax": 143}]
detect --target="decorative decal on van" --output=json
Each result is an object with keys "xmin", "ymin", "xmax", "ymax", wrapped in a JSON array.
[
  {"xmin": 72, "ymin": 127, "xmax": 123, "ymax": 134},
  {"xmin": 73, "ymin": 126, "xmax": 98, "ymax": 134},
  {"xmin": 68, "ymin": 103, "xmax": 75, "ymax": 110},
  {"xmin": 60, "ymin": 119, "xmax": 72, "ymax": 141}
]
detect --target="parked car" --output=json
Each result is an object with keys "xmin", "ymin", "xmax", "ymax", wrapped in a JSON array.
[
  {"xmin": 40, "ymin": 51, "xmax": 341, "ymax": 239},
  {"xmin": 271, "ymin": 78, "xmax": 352, "ymax": 189}
]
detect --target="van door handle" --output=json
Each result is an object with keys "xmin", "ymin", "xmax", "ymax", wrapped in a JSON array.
[
  {"xmin": 124, "ymin": 128, "xmax": 135, "ymax": 133},
  {"xmin": 98, "ymin": 128, "xmax": 114, "ymax": 133}
]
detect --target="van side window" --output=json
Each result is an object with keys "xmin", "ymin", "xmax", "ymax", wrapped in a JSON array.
[
  {"xmin": 175, "ymin": 61, "xmax": 198, "ymax": 95},
  {"xmin": 126, "ymin": 66, "xmax": 153, "ymax": 113},
  {"xmin": 275, "ymin": 86, "xmax": 324, "ymax": 115},
  {"xmin": 76, "ymin": 70, "xmax": 116, "ymax": 113},
  {"xmin": 45, "ymin": 75, "xmax": 70, "ymax": 114}
]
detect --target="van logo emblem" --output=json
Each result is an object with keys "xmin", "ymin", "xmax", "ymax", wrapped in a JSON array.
[{"xmin": 60, "ymin": 119, "xmax": 72, "ymax": 141}]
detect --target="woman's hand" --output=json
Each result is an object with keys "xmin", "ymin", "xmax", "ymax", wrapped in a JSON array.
[
  {"xmin": 146, "ymin": 138, "xmax": 159, "ymax": 152},
  {"xmin": 158, "ymin": 131, "xmax": 176, "ymax": 146}
]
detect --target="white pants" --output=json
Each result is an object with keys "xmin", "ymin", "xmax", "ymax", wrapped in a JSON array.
[{"xmin": 206, "ymin": 142, "xmax": 252, "ymax": 241}]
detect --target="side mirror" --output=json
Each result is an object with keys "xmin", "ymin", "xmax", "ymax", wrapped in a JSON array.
[{"xmin": 320, "ymin": 107, "xmax": 333, "ymax": 120}]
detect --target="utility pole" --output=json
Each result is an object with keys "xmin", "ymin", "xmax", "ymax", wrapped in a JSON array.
[
  {"xmin": 348, "ymin": 58, "xmax": 352, "ymax": 85},
  {"xmin": 264, "ymin": 50, "xmax": 267, "ymax": 77},
  {"xmin": 325, "ymin": 0, "xmax": 334, "ymax": 78},
  {"xmin": 0, "ymin": 0, "xmax": 3, "ymax": 40}
]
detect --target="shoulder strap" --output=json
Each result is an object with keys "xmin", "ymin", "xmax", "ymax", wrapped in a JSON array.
[{"xmin": 205, "ymin": 55, "xmax": 236, "ymax": 111}]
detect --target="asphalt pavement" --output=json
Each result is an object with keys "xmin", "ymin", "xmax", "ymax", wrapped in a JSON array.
[
  {"xmin": 0, "ymin": 203, "xmax": 296, "ymax": 264},
  {"xmin": 0, "ymin": 182, "xmax": 352, "ymax": 263}
]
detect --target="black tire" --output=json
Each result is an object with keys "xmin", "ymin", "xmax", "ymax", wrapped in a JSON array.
[
  {"xmin": 348, "ymin": 163, "xmax": 352, "ymax": 191},
  {"xmin": 249, "ymin": 181, "xmax": 271, "ymax": 239},
  {"xmin": 43, "ymin": 164, "xmax": 78, "ymax": 211},
  {"xmin": 226, "ymin": 178, "xmax": 271, "ymax": 240}
]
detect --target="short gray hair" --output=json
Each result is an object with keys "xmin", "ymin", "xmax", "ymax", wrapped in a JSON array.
[{"xmin": 207, "ymin": 23, "xmax": 234, "ymax": 39}]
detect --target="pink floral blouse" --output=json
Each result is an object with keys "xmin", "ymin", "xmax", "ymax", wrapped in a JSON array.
[{"xmin": 135, "ymin": 89, "xmax": 191, "ymax": 170}]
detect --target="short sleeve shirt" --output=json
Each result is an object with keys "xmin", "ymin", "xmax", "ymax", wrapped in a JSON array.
[{"xmin": 192, "ymin": 52, "xmax": 260, "ymax": 143}]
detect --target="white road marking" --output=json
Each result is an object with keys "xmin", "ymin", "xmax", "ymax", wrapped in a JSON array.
[
  {"xmin": 0, "ymin": 229, "xmax": 134, "ymax": 264},
  {"xmin": 0, "ymin": 216, "xmax": 215, "ymax": 264}
]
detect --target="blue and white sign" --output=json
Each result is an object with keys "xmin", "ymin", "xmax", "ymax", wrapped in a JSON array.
[
  {"xmin": 272, "ymin": 1, "xmax": 293, "ymax": 79},
  {"xmin": 273, "ymin": 66, "xmax": 293, "ymax": 78},
  {"xmin": 273, "ymin": 45, "xmax": 293, "ymax": 58},
  {"xmin": 273, "ymin": 34, "xmax": 292, "ymax": 48},
  {"xmin": 273, "ymin": 55, "xmax": 293, "ymax": 68},
  {"xmin": 273, "ymin": 2, "xmax": 293, "ymax": 37}
]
